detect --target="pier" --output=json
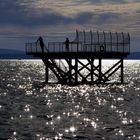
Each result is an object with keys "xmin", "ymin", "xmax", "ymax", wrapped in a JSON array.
[{"xmin": 25, "ymin": 30, "xmax": 130, "ymax": 85}]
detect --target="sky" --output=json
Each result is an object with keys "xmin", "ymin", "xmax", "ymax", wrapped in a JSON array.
[{"xmin": 0, "ymin": 0, "xmax": 139, "ymax": 52}]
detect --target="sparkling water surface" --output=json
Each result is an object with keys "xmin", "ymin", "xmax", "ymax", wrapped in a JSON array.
[{"xmin": 0, "ymin": 60, "xmax": 140, "ymax": 140}]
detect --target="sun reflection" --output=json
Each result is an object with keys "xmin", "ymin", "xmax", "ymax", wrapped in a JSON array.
[
  {"xmin": 117, "ymin": 97, "xmax": 124, "ymax": 101},
  {"xmin": 24, "ymin": 104, "xmax": 30, "ymax": 112},
  {"xmin": 0, "ymin": 92, "xmax": 7, "ymax": 96},
  {"xmin": 26, "ymin": 90, "xmax": 33, "ymax": 95},
  {"xmin": 50, "ymin": 121, "xmax": 54, "ymax": 125},
  {"xmin": 122, "ymin": 118, "xmax": 133, "ymax": 125},
  {"xmin": 83, "ymin": 117, "xmax": 98, "ymax": 129},
  {"xmin": 116, "ymin": 110, "xmax": 123, "ymax": 114},
  {"xmin": 84, "ymin": 118, "xmax": 90, "ymax": 122},
  {"xmin": 65, "ymin": 129, "xmax": 69, "ymax": 133},
  {"xmin": 18, "ymin": 85, "xmax": 24, "ymax": 89},
  {"xmin": 55, "ymin": 133, "xmax": 63, "ymax": 140},
  {"xmin": 11, "ymin": 116, "xmax": 14, "ymax": 120},
  {"xmin": 46, "ymin": 120, "xmax": 54, "ymax": 126},
  {"xmin": 67, "ymin": 112, "xmax": 70, "ymax": 117},
  {"xmin": 122, "ymin": 118, "xmax": 127, "ymax": 124},
  {"xmin": 69, "ymin": 126, "xmax": 76, "ymax": 133},
  {"xmin": 116, "ymin": 129, "xmax": 124, "ymax": 136},
  {"xmin": 73, "ymin": 112, "xmax": 80, "ymax": 118},
  {"xmin": 132, "ymin": 135, "xmax": 136, "ymax": 139},
  {"xmin": 118, "ymin": 130, "xmax": 124, "ymax": 136},
  {"xmin": 91, "ymin": 121, "xmax": 98, "ymax": 129},
  {"xmin": 55, "ymin": 136, "xmax": 59, "ymax": 140},
  {"xmin": 47, "ymin": 100, "xmax": 53, "ymax": 107},
  {"xmin": 0, "ymin": 105, "xmax": 2, "ymax": 109},
  {"xmin": 110, "ymin": 105, "xmax": 116, "ymax": 110},
  {"xmin": 29, "ymin": 115, "xmax": 34, "ymax": 119},
  {"xmin": 96, "ymin": 96, "xmax": 107, "ymax": 106},
  {"xmin": 57, "ymin": 116, "xmax": 61, "ymax": 120},
  {"xmin": 9, "ymin": 131, "xmax": 18, "ymax": 140},
  {"xmin": 75, "ymin": 105, "xmax": 80, "ymax": 109},
  {"xmin": 45, "ymin": 95, "xmax": 48, "ymax": 98},
  {"xmin": 65, "ymin": 126, "xmax": 77, "ymax": 133},
  {"xmin": 36, "ymin": 134, "xmax": 40, "ymax": 137},
  {"xmin": 13, "ymin": 132, "xmax": 17, "ymax": 136}
]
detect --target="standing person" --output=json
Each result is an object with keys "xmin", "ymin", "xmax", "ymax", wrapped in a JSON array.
[
  {"xmin": 36, "ymin": 36, "xmax": 45, "ymax": 53},
  {"xmin": 65, "ymin": 37, "xmax": 69, "ymax": 52}
]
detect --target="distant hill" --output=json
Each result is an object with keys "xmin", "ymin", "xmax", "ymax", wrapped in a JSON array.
[
  {"xmin": 0, "ymin": 49, "xmax": 33, "ymax": 59},
  {"xmin": 0, "ymin": 49, "xmax": 24, "ymax": 54},
  {"xmin": 127, "ymin": 52, "xmax": 140, "ymax": 59}
]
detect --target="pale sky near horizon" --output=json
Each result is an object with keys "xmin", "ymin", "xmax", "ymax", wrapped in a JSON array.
[{"xmin": 0, "ymin": 0, "xmax": 139, "ymax": 51}]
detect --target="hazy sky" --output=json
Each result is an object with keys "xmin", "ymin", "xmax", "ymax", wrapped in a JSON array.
[{"xmin": 0, "ymin": 0, "xmax": 139, "ymax": 51}]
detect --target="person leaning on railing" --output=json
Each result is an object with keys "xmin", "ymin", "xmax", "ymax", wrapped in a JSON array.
[{"xmin": 36, "ymin": 36, "xmax": 45, "ymax": 53}]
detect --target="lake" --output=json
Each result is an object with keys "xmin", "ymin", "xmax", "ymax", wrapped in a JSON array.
[{"xmin": 0, "ymin": 60, "xmax": 140, "ymax": 140}]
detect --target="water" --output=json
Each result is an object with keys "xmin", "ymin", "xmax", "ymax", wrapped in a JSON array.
[{"xmin": 0, "ymin": 60, "xmax": 140, "ymax": 140}]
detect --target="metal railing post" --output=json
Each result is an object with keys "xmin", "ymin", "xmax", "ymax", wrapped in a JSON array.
[
  {"xmin": 103, "ymin": 31, "xmax": 106, "ymax": 52},
  {"xmin": 122, "ymin": 32, "xmax": 124, "ymax": 53},
  {"xmin": 110, "ymin": 32, "xmax": 112, "ymax": 52},
  {"xmin": 116, "ymin": 32, "xmax": 118, "ymax": 52},
  {"xmin": 97, "ymin": 31, "xmax": 99, "ymax": 52},
  {"xmin": 90, "ymin": 30, "xmax": 93, "ymax": 52},
  {"xmin": 128, "ymin": 33, "xmax": 130, "ymax": 53},
  {"xmin": 77, "ymin": 30, "xmax": 79, "ymax": 52}
]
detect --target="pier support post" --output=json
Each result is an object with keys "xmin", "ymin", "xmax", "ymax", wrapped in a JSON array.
[
  {"xmin": 68, "ymin": 59, "xmax": 72, "ymax": 84},
  {"xmin": 91, "ymin": 59, "xmax": 94, "ymax": 83},
  {"xmin": 41, "ymin": 57, "xmax": 125, "ymax": 85},
  {"xmin": 99, "ymin": 58, "xmax": 102, "ymax": 83},
  {"xmin": 121, "ymin": 58, "xmax": 124, "ymax": 84},
  {"xmin": 75, "ymin": 58, "xmax": 78, "ymax": 84}
]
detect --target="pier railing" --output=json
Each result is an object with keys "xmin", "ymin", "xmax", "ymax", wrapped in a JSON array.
[
  {"xmin": 26, "ymin": 41, "xmax": 130, "ymax": 54},
  {"xmin": 47, "ymin": 42, "xmax": 130, "ymax": 53},
  {"xmin": 26, "ymin": 42, "xmax": 42, "ymax": 53}
]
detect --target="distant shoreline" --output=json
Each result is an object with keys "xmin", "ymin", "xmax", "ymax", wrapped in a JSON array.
[
  {"xmin": 0, "ymin": 58, "xmax": 140, "ymax": 60},
  {"xmin": 0, "ymin": 51, "xmax": 140, "ymax": 60}
]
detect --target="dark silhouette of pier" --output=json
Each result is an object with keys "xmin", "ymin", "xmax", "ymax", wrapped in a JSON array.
[{"xmin": 25, "ymin": 30, "xmax": 130, "ymax": 85}]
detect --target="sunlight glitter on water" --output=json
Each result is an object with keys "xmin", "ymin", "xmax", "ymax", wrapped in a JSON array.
[
  {"xmin": 0, "ymin": 60, "xmax": 140, "ymax": 139},
  {"xmin": 24, "ymin": 104, "xmax": 31, "ymax": 112}
]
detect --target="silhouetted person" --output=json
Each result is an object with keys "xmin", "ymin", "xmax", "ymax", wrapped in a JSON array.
[
  {"xmin": 36, "ymin": 36, "xmax": 44, "ymax": 53},
  {"xmin": 65, "ymin": 37, "xmax": 69, "ymax": 52}
]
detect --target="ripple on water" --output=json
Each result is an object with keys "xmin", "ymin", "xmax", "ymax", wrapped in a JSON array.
[{"xmin": 0, "ymin": 60, "xmax": 140, "ymax": 139}]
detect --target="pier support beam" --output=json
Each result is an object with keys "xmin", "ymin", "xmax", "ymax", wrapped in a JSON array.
[
  {"xmin": 41, "ymin": 58, "xmax": 125, "ymax": 85},
  {"xmin": 91, "ymin": 59, "xmax": 94, "ymax": 83},
  {"xmin": 121, "ymin": 58, "xmax": 124, "ymax": 84},
  {"xmin": 99, "ymin": 58, "xmax": 102, "ymax": 83},
  {"xmin": 45, "ymin": 66, "xmax": 49, "ymax": 83},
  {"xmin": 68, "ymin": 59, "xmax": 72, "ymax": 84},
  {"xmin": 75, "ymin": 58, "xmax": 78, "ymax": 84}
]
